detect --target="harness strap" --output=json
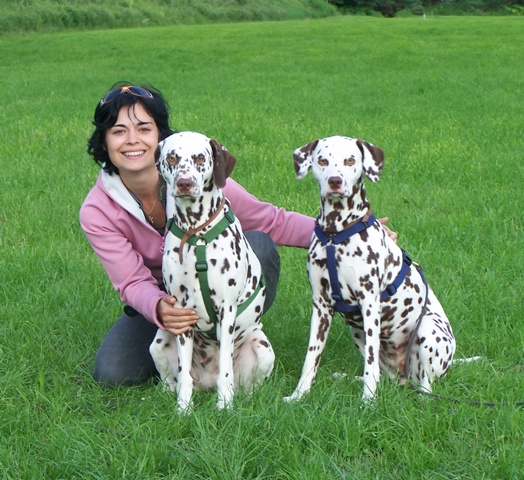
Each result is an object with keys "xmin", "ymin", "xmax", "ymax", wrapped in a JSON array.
[
  {"xmin": 194, "ymin": 243, "xmax": 217, "ymax": 324},
  {"xmin": 316, "ymin": 214, "xmax": 412, "ymax": 314},
  {"xmin": 317, "ymin": 214, "xmax": 376, "ymax": 314},
  {"xmin": 314, "ymin": 214, "xmax": 377, "ymax": 246},
  {"xmin": 167, "ymin": 208, "xmax": 265, "ymax": 325},
  {"xmin": 316, "ymin": 213, "xmax": 431, "ymax": 383},
  {"xmin": 167, "ymin": 207, "xmax": 236, "ymax": 248},
  {"xmin": 380, "ymin": 250, "xmax": 412, "ymax": 301},
  {"xmin": 326, "ymin": 244, "xmax": 360, "ymax": 314}
]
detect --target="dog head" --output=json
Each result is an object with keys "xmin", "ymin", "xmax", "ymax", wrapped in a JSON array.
[
  {"xmin": 293, "ymin": 135, "xmax": 384, "ymax": 198},
  {"xmin": 156, "ymin": 131, "xmax": 237, "ymax": 198}
]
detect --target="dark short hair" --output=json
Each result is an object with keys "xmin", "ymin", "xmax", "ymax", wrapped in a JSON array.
[{"xmin": 87, "ymin": 81, "xmax": 175, "ymax": 175}]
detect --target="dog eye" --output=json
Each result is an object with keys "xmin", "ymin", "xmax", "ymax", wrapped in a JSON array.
[
  {"xmin": 318, "ymin": 159, "xmax": 328, "ymax": 167},
  {"xmin": 166, "ymin": 154, "xmax": 179, "ymax": 165},
  {"xmin": 194, "ymin": 154, "xmax": 206, "ymax": 164},
  {"xmin": 344, "ymin": 158, "xmax": 355, "ymax": 166}
]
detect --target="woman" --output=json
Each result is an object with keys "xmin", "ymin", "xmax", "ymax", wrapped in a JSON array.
[{"xmin": 80, "ymin": 82, "xmax": 396, "ymax": 387}]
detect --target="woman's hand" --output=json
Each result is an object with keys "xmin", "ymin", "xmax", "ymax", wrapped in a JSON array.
[
  {"xmin": 378, "ymin": 217, "xmax": 398, "ymax": 243},
  {"xmin": 157, "ymin": 294, "xmax": 199, "ymax": 335}
]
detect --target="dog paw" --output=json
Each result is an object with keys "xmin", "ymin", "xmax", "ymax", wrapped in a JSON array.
[
  {"xmin": 162, "ymin": 381, "xmax": 177, "ymax": 393},
  {"xmin": 332, "ymin": 372, "xmax": 348, "ymax": 379},
  {"xmin": 283, "ymin": 391, "xmax": 305, "ymax": 403},
  {"xmin": 177, "ymin": 402, "xmax": 193, "ymax": 415},
  {"xmin": 359, "ymin": 399, "xmax": 377, "ymax": 411},
  {"xmin": 359, "ymin": 395, "xmax": 378, "ymax": 411},
  {"xmin": 216, "ymin": 399, "xmax": 233, "ymax": 410},
  {"xmin": 216, "ymin": 391, "xmax": 234, "ymax": 410}
]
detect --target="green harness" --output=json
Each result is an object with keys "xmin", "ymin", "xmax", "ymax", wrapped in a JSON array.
[{"xmin": 166, "ymin": 207, "xmax": 265, "ymax": 326}]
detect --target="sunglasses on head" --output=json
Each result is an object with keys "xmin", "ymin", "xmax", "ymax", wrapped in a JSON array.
[{"xmin": 99, "ymin": 85, "xmax": 154, "ymax": 106}]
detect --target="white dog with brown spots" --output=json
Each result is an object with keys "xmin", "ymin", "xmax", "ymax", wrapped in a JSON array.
[
  {"xmin": 150, "ymin": 131, "xmax": 274, "ymax": 412},
  {"xmin": 284, "ymin": 135, "xmax": 455, "ymax": 403}
]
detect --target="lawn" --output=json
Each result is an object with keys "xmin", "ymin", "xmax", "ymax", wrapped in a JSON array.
[{"xmin": 1, "ymin": 15, "xmax": 523, "ymax": 479}]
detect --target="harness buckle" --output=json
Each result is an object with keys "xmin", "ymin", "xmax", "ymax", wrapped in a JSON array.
[
  {"xmin": 225, "ymin": 208, "xmax": 235, "ymax": 223},
  {"xmin": 362, "ymin": 217, "xmax": 376, "ymax": 229},
  {"xmin": 385, "ymin": 284, "xmax": 398, "ymax": 297},
  {"xmin": 195, "ymin": 261, "xmax": 208, "ymax": 272}
]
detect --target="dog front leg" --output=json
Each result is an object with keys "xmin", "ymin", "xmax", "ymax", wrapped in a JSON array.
[
  {"xmin": 176, "ymin": 330, "xmax": 195, "ymax": 414},
  {"xmin": 216, "ymin": 308, "xmax": 237, "ymax": 410},
  {"xmin": 149, "ymin": 329, "xmax": 178, "ymax": 392},
  {"xmin": 361, "ymin": 300, "xmax": 382, "ymax": 401},
  {"xmin": 284, "ymin": 303, "xmax": 332, "ymax": 402}
]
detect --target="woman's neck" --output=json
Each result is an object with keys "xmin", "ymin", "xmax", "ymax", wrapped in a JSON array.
[{"xmin": 120, "ymin": 168, "xmax": 159, "ymax": 202}]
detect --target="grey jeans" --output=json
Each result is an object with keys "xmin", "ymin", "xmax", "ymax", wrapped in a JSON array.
[{"xmin": 92, "ymin": 231, "xmax": 280, "ymax": 387}]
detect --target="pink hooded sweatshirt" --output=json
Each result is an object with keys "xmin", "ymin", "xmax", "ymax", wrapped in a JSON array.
[{"xmin": 80, "ymin": 171, "xmax": 315, "ymax": 328}]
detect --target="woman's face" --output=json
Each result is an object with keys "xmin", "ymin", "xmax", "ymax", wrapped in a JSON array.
[{"xmin": 104, "ymin": 103, "xmax": 160, "ymax": 176}]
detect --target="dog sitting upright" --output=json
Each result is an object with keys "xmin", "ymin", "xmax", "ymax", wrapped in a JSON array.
[
  {"xmin": 150, "ymin": 131, "xmax": 275, "ymax": 412},
  {"xmin": 284, "ymin": 135, "xmax": 455, "ymax": 403}
]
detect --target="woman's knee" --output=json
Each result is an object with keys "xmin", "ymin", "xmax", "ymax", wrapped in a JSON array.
[{"xmin": 92, "ymin": 312, "xmax": 159, "ymax": 387}]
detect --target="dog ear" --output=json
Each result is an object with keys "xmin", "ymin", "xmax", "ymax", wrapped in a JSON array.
[
  {"xmin": 293, "ymin": 139, "xmax": 319, "ymax": 180},
  {"xmin": 357, "ymin": 140, "xmax": 384, "ymax": 183},
  {"xmin": 210, "ymin": 139, "xmax": 237, "ymax": 188},
  {"xmin": 155, "ymin": 140, "xmax": 165, "ymax": 165}
]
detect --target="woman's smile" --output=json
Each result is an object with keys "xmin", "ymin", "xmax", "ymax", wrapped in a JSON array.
[{"xmin": 122, "ymin": 150, "xmax": 146, "ymax": 157}]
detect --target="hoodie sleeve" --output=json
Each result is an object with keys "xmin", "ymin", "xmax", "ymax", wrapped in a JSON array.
[
  {"xmin": 223, "ymin": 179, "xmax": 315, "ymax": 248},
  {"xmin": 79, "ymin": 183, "xmax": 166, "ymax": 327}
]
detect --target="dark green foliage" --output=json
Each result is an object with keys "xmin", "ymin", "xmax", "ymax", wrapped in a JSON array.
[{"xmin": 328, "ymin": 0, "xmax": 524, "ymax": 16}]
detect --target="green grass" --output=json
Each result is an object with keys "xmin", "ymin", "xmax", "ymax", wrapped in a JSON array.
[{"xmin": 1, "ymin": 15, "xmax": 523, "ymax": 479}]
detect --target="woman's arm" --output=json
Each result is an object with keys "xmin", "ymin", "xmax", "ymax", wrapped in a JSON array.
[
  {"xmin": 223, "ymin": 179, "xmax": 315, "ymax": 248},
  {"xmin": 224, "ymin": 179, "xmax": 397, "ymax": 245},
  {"xmin": 79, "ymin": 199, "xmax": 166, "ymax": 326}
]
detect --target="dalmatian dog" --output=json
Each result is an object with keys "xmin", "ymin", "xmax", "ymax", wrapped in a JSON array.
[
  {"xmin": 150, "ymin": 131, "xmax": 275, "ymax": 413},
  {"xmin": 284, "ymin": 135, "xmax": 455, "ymax": 403}
]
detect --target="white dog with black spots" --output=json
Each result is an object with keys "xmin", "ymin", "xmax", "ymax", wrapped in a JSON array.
[
  {"xmin": 285, "ymin": 135, "xmax": 455, "ymax": 403},
  {"xmin": 150, "ymin": 131, "xmax": 274, "ymax": 413}
]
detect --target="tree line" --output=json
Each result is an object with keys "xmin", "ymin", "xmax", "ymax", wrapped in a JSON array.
[{"xmin": 328, "ymin": 0, "xmax": 524, "ymax": 17}]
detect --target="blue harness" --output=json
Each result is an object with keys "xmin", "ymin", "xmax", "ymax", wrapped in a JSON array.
[{"xmin": 314, "ymin": 213, "xmax": 413, "ymax": 315}]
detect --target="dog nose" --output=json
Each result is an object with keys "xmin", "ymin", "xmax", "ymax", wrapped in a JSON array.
[
  {"xmin": 176, "ymin": 177, "xmax": 194, "ymax": 193},
  {"xmin": 328, "ymin": 176, "xmax": 343, "ymax": 190}
]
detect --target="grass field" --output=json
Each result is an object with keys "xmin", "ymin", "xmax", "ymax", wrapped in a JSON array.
[{"xmin": 1, "ymin": 15, "xmax": 523, "ymax": 479}]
